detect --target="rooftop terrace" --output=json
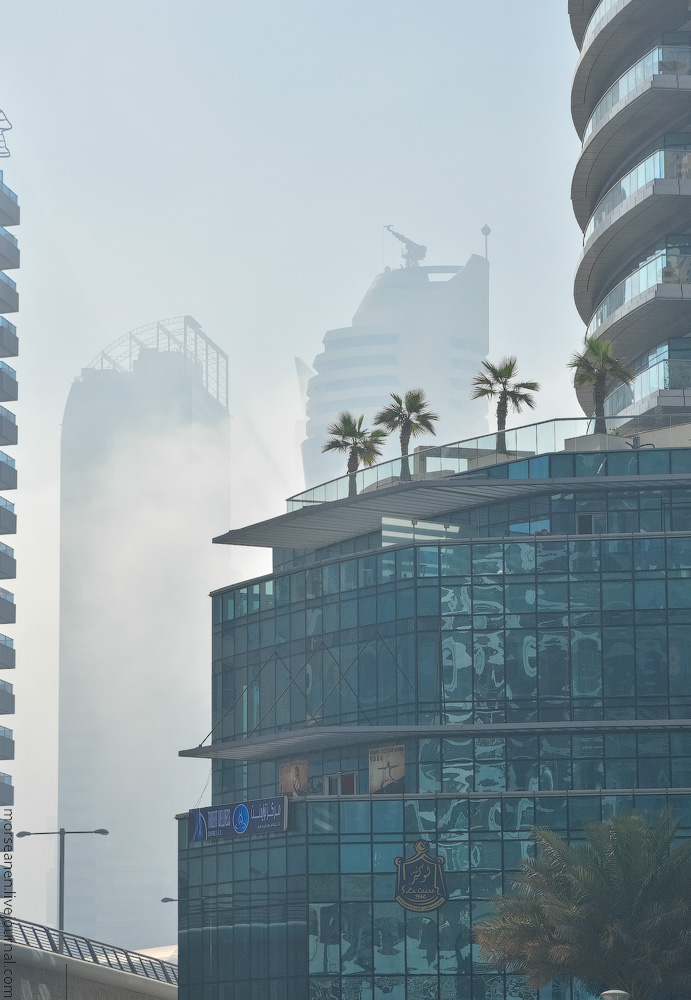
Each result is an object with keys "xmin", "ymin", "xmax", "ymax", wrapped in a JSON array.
[
  {"xmin": 288, "ymin": 415, "xmax": 691, "ymax": 510},
  {"xmin": 213, "ymin": 415, "xmax": 691, "ymax": 551}
]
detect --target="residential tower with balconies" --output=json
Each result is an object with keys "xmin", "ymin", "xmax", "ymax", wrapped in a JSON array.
[{"xmin": 571, "ymin": 0, "xmax": 691, "ymax": 419}]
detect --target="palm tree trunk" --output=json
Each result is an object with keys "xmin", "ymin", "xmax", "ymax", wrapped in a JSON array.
[
  {"xmin": 347, "ymin": 446, "xmax": 359, "ymax": 498},
  {"xmin": 593, "ymin": 381, "xmax": 607, "ymax": 436},
  {"xmin": 400, "ymin": 424, "xmax": 411, "ymax": 482},
  {"xmin": 496, "ymin": 397, "xmax": 508, "ymax": 454}
]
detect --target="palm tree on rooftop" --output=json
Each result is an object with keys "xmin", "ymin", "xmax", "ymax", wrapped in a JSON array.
[
  {"xmin": 569, "ymin": 336, "xmax": 635, "ymax": 436},
  {"xmin": 374, "ymin": 388, "xmax": 439, "ymax": 482},
  {"xmin": 322, "ymin": 411, "xmax": 387, "ymax": 498},
  {"xmin": 474, "ymin": 811, "xmax": 691, "ymax": 1000},
  {"xmin": 471, "ymin": 356, "xmax": 539, "ymax": 453}
]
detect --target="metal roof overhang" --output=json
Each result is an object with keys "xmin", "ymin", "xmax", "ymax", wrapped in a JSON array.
[
  {"xmin": 181, "ymin": 719, "xmax": 691, "ymax": 763},
  {"xmin": 212, "ymin": 473, "xmax": 691, "ymax": 550}
]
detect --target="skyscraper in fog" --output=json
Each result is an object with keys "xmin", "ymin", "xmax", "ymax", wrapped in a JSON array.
[
  {"xmin": 301, "ymin": 239, "xmax": 489, "ymax": 487},
  {"xmin": 0, "ymin": 170, "xmax": 18, "ymax": 806},
  {"xmin": 58, "ymin": 316, "xmax": 230, "ymax": 948}
]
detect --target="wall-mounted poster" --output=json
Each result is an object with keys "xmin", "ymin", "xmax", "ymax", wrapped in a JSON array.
[
  {"xmin": 369, "ymin": 745, "xmax": 405, "ymax": 794},
  {"xmin": 279, "ymin": 759, "xmax": 308, "ymax": 797}
]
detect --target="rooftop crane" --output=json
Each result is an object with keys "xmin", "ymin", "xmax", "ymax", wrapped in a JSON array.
[{"xmin": 384, "ymin": 225, "xmax": 427, "ymax": 267}]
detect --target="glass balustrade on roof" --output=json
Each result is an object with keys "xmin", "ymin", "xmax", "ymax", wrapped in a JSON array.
[
  {"xmin": 583, "ymin": 46, "xmax": 691, "ymax": 143},
  {"xmin": 287, "ymin": 414, "xmax": 691, "ymax": 509}
]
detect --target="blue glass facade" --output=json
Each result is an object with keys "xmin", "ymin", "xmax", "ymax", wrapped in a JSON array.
[{"xmin": 178, "ymin": 451, "xmax": 691, "ymax": 1000}]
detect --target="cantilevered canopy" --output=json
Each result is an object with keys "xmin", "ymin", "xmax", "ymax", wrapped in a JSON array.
[
  {"xmin": 181, "ymin": 719, "xmax": 691, "ymax": 764},
  {"xmin": 212, "ymin": 474, "xmax": 691, "ymax": 550}
]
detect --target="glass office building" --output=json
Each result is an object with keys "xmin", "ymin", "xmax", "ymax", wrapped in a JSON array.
[{"xmin": 178, "ymin": 418, "xmax": 691, "ymax": 1000}]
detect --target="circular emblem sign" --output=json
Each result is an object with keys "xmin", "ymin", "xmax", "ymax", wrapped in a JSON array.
[{"xmin": 233, "ymin": 803, "xmax": 250, "ymax": 834}]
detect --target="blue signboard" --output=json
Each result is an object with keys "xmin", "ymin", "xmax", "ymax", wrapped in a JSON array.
[{"xmin": 189, "ymin": 796, "xmax": 287, "ymax": 842}]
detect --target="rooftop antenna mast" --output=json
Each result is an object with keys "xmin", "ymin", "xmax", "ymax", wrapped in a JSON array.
[
  {"xmin": 481, "ymin": 224, "xmax": 491, "ymax": 260},
  {"xmin": 384, "ymin": 225, "xmax": 427, "ymax": 267}
]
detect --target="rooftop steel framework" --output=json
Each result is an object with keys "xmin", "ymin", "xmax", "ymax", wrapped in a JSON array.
[{"xmin": 87, "ymin": 315, "xmax": 228, "ymax": 410}]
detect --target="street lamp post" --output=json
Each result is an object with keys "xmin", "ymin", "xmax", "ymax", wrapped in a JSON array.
[{"xmin": 16, "ymin": 827, "xmax": 109, "ymax": 932}]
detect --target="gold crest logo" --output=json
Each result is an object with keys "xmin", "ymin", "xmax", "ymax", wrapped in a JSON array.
[{"xmin": 394, "ymin": 840, "xmax": 448, "ymax": 913}]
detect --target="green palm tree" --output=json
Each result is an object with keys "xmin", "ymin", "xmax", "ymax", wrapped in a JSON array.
[
  {"xmin": 569, "ymin": 337, "xmax": 635, "ymax": 435},
  {"xmin": 475, "ymin": 811, "xmax": 691, "ymax": 1000},
  {"xmin": 471, "ymin": 357, "xmax": 539, "ymax": 453},
  {"xmin": 374, "ymin": 388, "xmax": 439, "ymax": 481},
  {"xmin": 322, "ymin": 411, "xmax": 387, "ymax": 497}
]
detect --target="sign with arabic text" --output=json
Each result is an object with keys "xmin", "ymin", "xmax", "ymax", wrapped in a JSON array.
[{"xmin": 189, "ymin": 796, "xmax": 287, "ymax": 842}]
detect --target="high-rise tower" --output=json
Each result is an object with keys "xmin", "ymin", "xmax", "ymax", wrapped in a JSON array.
[
  {"xmin": 571, "ymin": 0, "xmax": 691, "ymax": 418},
  {"xmin": 58, "ymin": 317, "xmax": 230, "ymax": 948},
  {"xmin": 0, "ymin": 168, "xmax": 19, "ymax": 808},
  {"xmin": 301, "ymin": 243, "xmax": 489, "ymax": 487}
]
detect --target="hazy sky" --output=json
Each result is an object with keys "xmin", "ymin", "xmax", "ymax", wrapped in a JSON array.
[{"xmin": 1, "ymin": 0, "xmax": 585, "ymax": 930}]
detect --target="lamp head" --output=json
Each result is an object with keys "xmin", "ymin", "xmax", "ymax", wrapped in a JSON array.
[
  {"xmin": 94, "ymin": 829, "xmax": 109, "ymax": 835},
  {"xmin": 16, "ymin": 831, "xmax": 30, "ymax": 837},
  {"xmin": 161, "ymin": 897, "xmax": 177, "ymax": 903}
]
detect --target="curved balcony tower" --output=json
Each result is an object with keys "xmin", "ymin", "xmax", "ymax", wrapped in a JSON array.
[{"xmin": 570, "ymin": 0, "xmax": 691, "ymax": 419}]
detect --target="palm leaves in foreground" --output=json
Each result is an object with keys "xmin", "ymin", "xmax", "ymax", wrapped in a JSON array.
[
  {"xmin": 374, "ymin": 388, "xmax": 439, "ymax": 481},
  {"xmin": 569, "ymin": 337, "xmax": 635, "ymax": 435},
  {"xmin": 471, "ymin": 357, "xmax": 539, "ymax": 453},
  {"xmin": 322, "ymin": 411, "xmax": 387, "ymax": 496},
  {"xmin": 474, "ymin": 812, "xmax": 691, "ymax": 1000}
]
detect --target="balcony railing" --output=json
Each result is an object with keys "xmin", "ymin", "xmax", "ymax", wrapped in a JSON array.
[
  {"xmin": 605, "ymin": 357, "xmax": 691, "ymax": 414},
  {"xmin": 582, "ymin": 0, "xmax": 631, "ymax": 48},
  {"xmin": 586, "ymin": 243, "xmax": 691, "ymax": 337},
  {"xmin": 0, "ymin": 273, "xmax": 15, "ymax": 291},
  {"xmin": 11, "ymin": 918, "xmax": 178, "ymax": 984},
  {"xmin": 584, "ymin": 150, "xmax": 691, "ymax": 243},
  {"xmin": 0, "ymin": 174, "xmax": 17, "ymax": 205},
  {"xmin": 288, "ymin": 415, "xmax": 691, "ymax": 509},
  {"xmin": 583, "ymin": 46, "xmax": 691, "ymax": 143},
  {"xmin": 0, "ymin": 228, "xmax": 18, "ymax": 249},
  {"xmin": 0, "ymin": 635, "xmax": 13, "ymax": 648}
]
